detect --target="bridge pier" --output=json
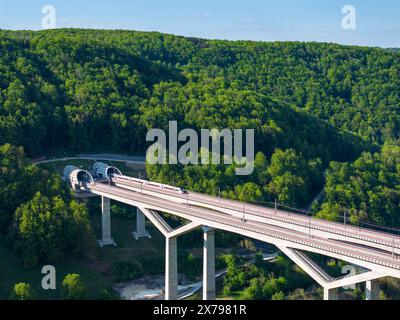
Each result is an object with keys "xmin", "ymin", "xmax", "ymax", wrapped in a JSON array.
[
  {"xmin": 133, "ymin": 207, "xmax": 151, "ymax": 239},
  {"xmin": 202, "ymin": 227, "xmax": 216, "ymax": 300},
  {"xmin": 165, "ymin": 236, "xmax": 178, "ymax": 300},
  {"xmin": 323, "ymin": 287, "xmax": 339, "ymax": 300},
  {"xmin": 138, "ymin": 208, "xmax": 200, "ymax": 300},
  {"xmin": 365, "ymin": 280, "xmax": 380, "ymax": 300},
  {"xmin": 97, "ymin": 196, "xmax": 116, "ymax": 247}
]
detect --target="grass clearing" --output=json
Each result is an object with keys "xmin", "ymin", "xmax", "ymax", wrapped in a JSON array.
[{"xmin": 0, "ymin": 241, "xmax": 112, "ymax": 299}]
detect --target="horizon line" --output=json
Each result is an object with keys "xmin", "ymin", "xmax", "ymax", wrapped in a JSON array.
[{"xmin": 1, "ymin": 27, "xmax": 398, "ymax": 50}]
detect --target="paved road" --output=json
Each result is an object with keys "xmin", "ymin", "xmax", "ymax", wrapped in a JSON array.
[{"xmin": 34, "ymin": 154, "xmax": 146, "ymax": 165}]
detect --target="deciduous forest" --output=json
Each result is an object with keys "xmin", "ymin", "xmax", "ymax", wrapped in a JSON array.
[{"xmin": 0, "ymin": 30, "xmax": 399, "ymax": 295}]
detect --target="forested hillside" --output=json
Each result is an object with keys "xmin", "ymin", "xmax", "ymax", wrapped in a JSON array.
[
  {"xmin": 0, "ymin": 29, "xmax": 399, "ymax": 231},
  {"xmin": 317, "ymin": 145, "xmax": 400, "ymax": 226},
  {"xmin": 2, "ymin": 29, "xmax": 399, "ymax": 155}
]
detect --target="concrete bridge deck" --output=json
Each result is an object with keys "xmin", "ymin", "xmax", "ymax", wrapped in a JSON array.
[{"xmin": 63, "ymin": 163, "xmax": 397, "ymax": 300}]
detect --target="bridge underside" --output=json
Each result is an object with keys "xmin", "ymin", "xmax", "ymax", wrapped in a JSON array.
[
  {"xmin": 68, "ymin": 165, "xmax": 400, "ymax": 301},
  {"xmin": 277, "ymin": 245, "xmax": 383, "ymax": 299},
  {"xmin": 61, "ymin": 160, "xmax": 400, "ymax": 301},
  {"xmin": 95, "ymin": 193, "xmax": 386, "ymax": 300}
]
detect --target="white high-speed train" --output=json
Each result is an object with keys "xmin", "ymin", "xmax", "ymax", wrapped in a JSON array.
[{"xmin": 111, "ymin": 174, "xmax": 188, "ymax": 194}]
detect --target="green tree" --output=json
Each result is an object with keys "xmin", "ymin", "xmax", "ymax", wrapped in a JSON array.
[
  {"xmin": 61, "ymin": 274, "xmax": 86, "ymax": 300},
  {"xmin": 10, "ymin": 282, "xmax": 34, "ymax": 300},
  {"xmin": 317, "ymin": 145, "xmax": 400, "ymax": 227},
  {"xmin": 11, "ymin": 192, "xmax": 95, "ymax": 268},
  {"xmin": 267, "ymin": 149, "xmax": 322, "ymax": 206},
  {"xmin": 254, "ymin": 251, "xmax": 264, "ymax": 269},
  {"xmin": 271, "ymin": 291, "xmax": 285, "ymax": 300}
]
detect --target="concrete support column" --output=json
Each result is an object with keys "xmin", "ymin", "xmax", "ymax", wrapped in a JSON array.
[
  {"xmin": 133, "ymin": 207, "xmax": 151, "ymax": 239},
  {"xmin": 97, "ymin": 196, "xmax": 116, "ymax": 247},
  {"xmin": 366, "ymin": 280, "xmax": 380, "ymax": 300},
  {"xmin": 323, "ymin": 288, "xmax": 339, "ymax": 300},
  {"xmin": 165, "ymin": 236, "xmax": 178, "ymax": 300},
  {"xmin": 202, "ymin": 226, "xmax": 215, "ymax": 300}
]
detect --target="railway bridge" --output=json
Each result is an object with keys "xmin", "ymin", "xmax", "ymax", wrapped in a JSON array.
[{"xmin": 62, "ymin": 162, "xmax": 400, "ymax": 300}]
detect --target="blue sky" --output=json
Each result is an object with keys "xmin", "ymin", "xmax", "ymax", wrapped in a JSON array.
[{"xmin": 0, "ymin": 0, "xmax": 399, "ymax": 47}]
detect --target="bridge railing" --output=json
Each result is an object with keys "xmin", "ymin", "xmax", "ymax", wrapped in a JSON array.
[
  {"xmin": 66, "ymin": 163, "xmax": 400, "ymax": 241},
  {"xmin": 113, "ymin": 170, "xmax": 400, "ymax": 239}
]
